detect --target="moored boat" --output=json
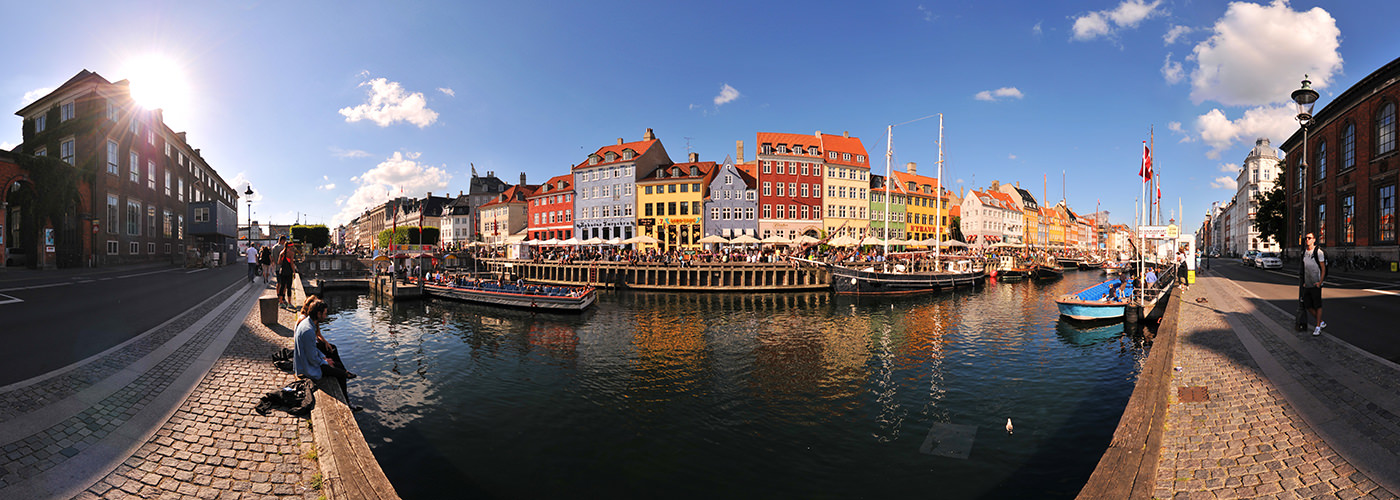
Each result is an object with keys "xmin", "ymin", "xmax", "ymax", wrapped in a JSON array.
[
  {"xmin": 422, "ymin": 280, "xmax": 597, "ymax": 312},
  {"xmin": 1055, "ymin": 278, "xmax": 1132, "ymax": 321},
  {"xmin": 995, "ymin": 255, "xmax": 1031, "ymax": 280}
]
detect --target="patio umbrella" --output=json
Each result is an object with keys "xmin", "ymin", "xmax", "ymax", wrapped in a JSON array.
[
  {"xmin": 697, "ymin": 234, "xmax": 730, "ymax": 244},
  {"xmin": 561, "ymin": 237, "xmax": 581, "ymax": 245},
  {"xmin": 542, "ymin": 238, "xmax": 561, "ymax": 246},
  {"xmin": 373, "ymin": 255, "xmax": 391, "ymax": 262},
  {"xmin": 623, "ymin": 234, "xmax": 660, "ymax": 245},
  {"xmin": 761, "ymin": 234, "xmax": 793, "ymax": 245},
  {"xmin": 792, "ymin": 235, "xmax": 819, "ymax": 245},
  {"xmin": 858, "ymin": 236, "xmax": 884, "ymax": 246},
  {"xmin": 728, "ymin": 234, "xmax": 761, "ymax": 245},
  {"xmin": 605, "ymin": 237, "xmax": 623, "ymax": 246},
  {"xmin": 581, "ymin": 237, "xmax": 604, "ymax": 245},
  {"xmin": 940, "ymin": 239, "xmax": 969, "ymax": 248},
  {"xmin": 827, "ymin": 234, "xmax": 858, "ymax": 246}
]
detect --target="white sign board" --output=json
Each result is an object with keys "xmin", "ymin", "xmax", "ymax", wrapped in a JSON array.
[{"xmin": 1138, "ymin": 225, "xmax": 1170, "ymax": 239}]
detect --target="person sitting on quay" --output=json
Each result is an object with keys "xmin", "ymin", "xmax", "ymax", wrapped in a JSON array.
[{"xmin": 293, "ymin": 297, "xmax": 361, "ymax": 411}]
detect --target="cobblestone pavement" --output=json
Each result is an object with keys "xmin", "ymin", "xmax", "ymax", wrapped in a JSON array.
[
  {"xmin": 77, "ymin": 302, "xmax": 320, "ymax": 500},
  {"xmin": 1154, "ymin": 273, "xmax": 1400, "ymax": 499},
  {"xmin": 0, "ymin": 279, "xmax": 326, "ymax": 499}
]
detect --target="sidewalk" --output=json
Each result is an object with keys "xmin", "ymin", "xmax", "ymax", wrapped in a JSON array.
[
  {"xmin": 1154, "ymin": 271, "xmax": 1400, "ymax": 499},
  {"xmin": 0, "ymin": 277, "xmax": 322, "ymax": 499}
]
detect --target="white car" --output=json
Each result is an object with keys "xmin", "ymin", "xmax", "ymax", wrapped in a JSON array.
[{"xmin": 1257, "ymin": 252, "xmax": 1282, "ymax": 269}]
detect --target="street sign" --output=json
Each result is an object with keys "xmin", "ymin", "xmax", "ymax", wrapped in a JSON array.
[{"xmin": 1138, "ymin": 225, "xmax": 1170, "ymax": 239}]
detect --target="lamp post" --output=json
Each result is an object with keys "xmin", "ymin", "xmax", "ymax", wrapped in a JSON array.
[
  {"xmin": 244, "ymin": 185, "xmax": 254, "ymax": 244},
  {"xmin": 1291, "ymin": 75, "xmax": 1319, "ymax": 251}
]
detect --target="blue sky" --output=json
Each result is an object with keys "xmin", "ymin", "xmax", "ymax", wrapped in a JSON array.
[{"xmin": 3, "ymin": 0, "xmax": 1396, "ymax": 234}]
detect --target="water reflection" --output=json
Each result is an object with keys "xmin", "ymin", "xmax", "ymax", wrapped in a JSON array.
[{"xmin": 322, "ymin": 271, "xmax": 1150, "ymax": 500}]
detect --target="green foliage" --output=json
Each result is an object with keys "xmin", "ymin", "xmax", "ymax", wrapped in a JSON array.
[
  {"xmin": 11, "ymin": 154, "xmax": 85, "ymax": 262},
  {"xmin": 376, "ymin": 226, "xmax": 440, "ymax": 248},
  {"xmin": 949, "ymin": 216, "xmax": 965, "ymax": 242},
  {"xmin": 1252, "ymin": 183, "xmax": 1286, "ymax": 248},
  {"xmin": 291, "ymin": 224, "xmax": 330, "ymax": 249}
]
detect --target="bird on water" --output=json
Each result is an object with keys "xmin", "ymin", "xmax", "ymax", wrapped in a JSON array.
[{"xmin": 1006, "ymin": 418, "xmax": 1013, "ymax": 435}]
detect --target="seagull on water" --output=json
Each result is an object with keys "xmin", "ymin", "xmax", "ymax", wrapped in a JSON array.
[{"xmin": 1006, "ymin": 418, "xmax": 1013, "ymax": 435}]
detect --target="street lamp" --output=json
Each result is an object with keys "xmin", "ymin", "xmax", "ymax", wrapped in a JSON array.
[
  {"xmin": 1291, "ymin": 75, "xmax": 1319, "ymax": 249},
  {"xmin": 244, "ymin": 185, "xmax": 254, "ymax": 243}
]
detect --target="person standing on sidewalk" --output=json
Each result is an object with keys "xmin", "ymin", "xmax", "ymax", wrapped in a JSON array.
[
  {"xmin": 1302, "ymin": 232, "xmax": 1327, "ymax": 336},
  {"xmin": 258, "ymin": 243, "xmax": 273, "ymax": 286},
  {"xmin": 245, "ymin": 243, "xmax": 259, "ymax": 282},
  {"xmin": 276, "ymin": 236, "xmax": 298, "ymax": 308}
]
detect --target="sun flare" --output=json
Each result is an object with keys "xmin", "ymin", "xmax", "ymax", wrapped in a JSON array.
[{"xmin": 124, "ymin": 54, "xmax": 188, "ymax": 111}]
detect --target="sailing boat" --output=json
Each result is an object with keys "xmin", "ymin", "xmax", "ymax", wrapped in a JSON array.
[{"xmin": 800, "ymin": 115, "xmax": 987, "ymax": 294}]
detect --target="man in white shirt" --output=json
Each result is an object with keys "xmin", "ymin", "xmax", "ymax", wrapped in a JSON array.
[{"xmin": 245, "ymin": 243, "xmax": 259, "ymax": 282}]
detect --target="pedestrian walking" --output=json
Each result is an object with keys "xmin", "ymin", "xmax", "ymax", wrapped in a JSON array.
[
  {"xmin": 245, "ymin": 243, "xmax": 259, "ymax": 282},
  {"xmin": 1301, "ymin": 232, "xmax": 1327, "ymax": 336},
  {"xmin": 276, "ymin": 236, "xmax": 298, "ymax": 308},
  {"xmin": 258, "ymin": 243, "xmax": 273, "ymax": 286}
]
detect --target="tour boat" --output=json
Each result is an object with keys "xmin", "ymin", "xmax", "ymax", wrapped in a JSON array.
[
  {"xmin": 995, "ymin": 255, "xmax": 1032, "ymax": 280},
  {"xmin": 422, "ymin": 280, "xmax": 596, "ymax": 312}
]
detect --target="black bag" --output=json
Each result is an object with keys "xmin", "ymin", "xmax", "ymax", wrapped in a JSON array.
[{"xmin": 255, "ymin": 379, "xmax": 316, "ymax": 416}]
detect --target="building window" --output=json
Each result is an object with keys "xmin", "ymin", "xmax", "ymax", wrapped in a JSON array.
[
  {"xmin": 745, "ymin": 207, "xmax": 755, "ymax": 219},
  {"xmin": 35, "ymin": 147, "xmax": 46, "ymax": 157},
  {"xmin": 107, "ymin": 141, "xmax": 120, "ymax": 174},
  {"xmin": 34, "ymin": 114, "xmax": 47, "ymax": 133},
  {"xmin": 164, "ymin": 210, "xmax": 174, "ymax": 238},
  {"xmin": 130, "ymin": 242, "xmax": 140, "ymax": 254},
  {"xmin": 777, "ymin": 205, "xmax": 786, "ymax": 219},
  {"xmin": 1372, "ymin": 102, "xmax": 1397, "ymax": 156},
  {"xmin": 762, "ymin": 204, "xmax": 771, "ymax": 219},
  {"xmin": 763, "ymin": 162, "xmax": 771, "ymax": 174},
  {"xmin": 194, "ymin": 207, "xmax": 210, "ymax": 223},
  {"xmin": 1341, "ymin": 194, "xmax": 1354, "ymax": 244},
  {"xmin": 148, "ymin": 161, "xmax": 157, "ymax": 190},
  {"xmin": 1379, "ymin": 184, "xmax": 1396, "ymax": 243},
  {"xmin": 165, "ymin": 171, "xmax": 172, "ymax": 196},
  {"xmin": 61, "ymin": 138, "xmax": 75, "ymax": 165},
  {"xmin": 130, "ymin": 152, "xmax": 141, "ymax": 183},
  {"xmin": 177, "ymin": 179, "xmax": 185, "ymax": 201},
  {"xmin": 1315, "ymin": 140, "xmax": 1326, "ymax": 180},
  {"xmin": 1342, "ymin": 123, "xmax": 1355, "ymax": 171},
  {"xmin": 60, "ymin": 102, "xmax": 75, "ymax": 121},
  {"xmin": 148, "ymin": 242, "xmax": 155, "ymax": 254},
  {"xmin": 107, "ymin": 240, "xmax": 118, "ymax": 255},
  {"xmin": 746, "ymin": 191, "xmax": 755, "ymax": 201},
  {"xmin": 107, "ymin": 194, "xmax": 119, "ymax": 234},
  {"xmin": 148, "ymin": 129, "xmax": 156, "ymax": 145},
  {"xmin": 127, "ymin": 200, "xmax": 141, "ymax": 235},
  {"xmin": 843, "ymin": 153, "xmax": 851, "ymax": 161},
  {"xmin": 763, "ymin": 182, "xmax": 771, "ymax": 196},
  {"xmin": 725, "ymin": 174, "xmax": 733, "ymax": 185},
  {"xmin": 1316, "ymin": 203, "xmax": 1326, "ymax": 243},
  {"xmin": 148, "ymin": 205, "xmax": 157, "ymax": 236}
]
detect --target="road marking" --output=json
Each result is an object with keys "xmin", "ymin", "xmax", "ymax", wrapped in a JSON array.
[
  {"xmin": 185, "ymin": 268, "xmax": 208, "ymax": 274},
  {"xmin": 115, "ymin": 269, "xmax": 177, "ymax": 279},
  {"xmin": 0, "ymin": 282, "xmax": 70, "ymax": 292},
  {"xmin": 0, "ymin": 294, "xmax": 22, "ymax": 305}
]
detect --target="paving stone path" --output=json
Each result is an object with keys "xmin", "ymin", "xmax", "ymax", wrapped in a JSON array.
[
  {"xmin": 77, "ymin": 303, "xmax": 321, "ymax": 499},
  {"xmin": 1154, "ymin": 274, "xmax": 1400, "ymax": 500}
]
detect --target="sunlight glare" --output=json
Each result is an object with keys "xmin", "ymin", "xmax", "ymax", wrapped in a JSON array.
[{"xmin": 124, "ymin": 54, "xmax": 189, "ymax": 112}]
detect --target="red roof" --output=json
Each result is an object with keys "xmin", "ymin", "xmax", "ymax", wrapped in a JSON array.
[
  {"xmin": 818, "ymin": 133, "xmax": 870, "ymax": 168},
  {"xmin": 985, "ymin": 190, "xmax": 1020, "ymax": 210},
  {"xmin": 479, "ymin": 184, "xmax": 538, "ymax": 208},
  {"xmin": 754, "ymin": 132, "xmax": 824, "ymax": 157},
  {"xmin": 890, "ymin": 170, "xmax": 945, "ymax": 198},
  {"xmin": 574, "ymin": 139, "xmax": 659, "ymax": 170},
  {"xmin": 530, "ymin": 175, "xmax": 574, "ymax": 198},
  {"xmin": 638, "ymin": 161, "xmax": 718, "ymax": 182}
]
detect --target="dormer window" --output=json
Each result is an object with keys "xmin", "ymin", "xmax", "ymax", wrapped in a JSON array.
[
  {"xmin": 828, "ymin": 151, "xmax": 837, "ymax": 159},
  {"xmin": 605, "ymin": 151, "xmax": 617, "ymax": 162},
  {"xmin": 761, "ymin": 143, "xmax": 773, "ymax": 154},
  {"xmin": 690, "ymin": 166, "xmax": 698, "ymax": 176},
  {"xmin": 622, "ymin": 149, "xmax": 634, "ymax": 160},
  {"xmin": 777, "ymin": 144, "xmax": 788, "ymax": 154},
  {"xmin": 589, "ymin": 155, "xmax": 599, "ymax": 165},
  {"xmin": 657, "ymin": 169, "xmax": 666, "ymax": 179}
]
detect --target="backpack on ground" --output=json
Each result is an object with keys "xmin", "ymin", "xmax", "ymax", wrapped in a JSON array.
[{"xmin": 254, "ymin": 379, "xmax": 316, "ymax": 416}]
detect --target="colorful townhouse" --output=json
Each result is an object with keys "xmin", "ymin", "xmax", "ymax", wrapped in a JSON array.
[
  {"xmin": 478, "ymin": 184, "xmax": 535, "ymax": 245},
  {"xmin": 818, "ymin": 132, "xmax": 871, "ymax": 239},
  {"xmin": 526, "ymin": 174, "xmax": 574, "ymax": 241},
  {"xmin": 703, "ymin": 157, "xmax": 758, "ymax": 239},
  {"xmin": 636, "ymin": 154, "xmax": 716, "ymax": 251},
  {"xmin": 869, "ymin": 174, "xmax": 906, "ymax": 241},
  {"xmin": 573, "ymin": 128, "xmax": 671, "ymax": 241},
  {"xmin": 960, "ymin": 188, "xmax": 1023, "ymax": 245},
  {"xmin": 892, "ymin": 163, "xmax": 951, "ymax": 243},
  {"xmin": 754, "ymin": 132, "xmax": 826, "ymax": 240},
  {"xmin": 997, "ymin": 182, "xmax": 1041, "ymax": 248}
]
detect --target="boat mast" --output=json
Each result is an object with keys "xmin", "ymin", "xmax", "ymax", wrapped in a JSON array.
[
  {"xmin": 935, "ymin": 113, "xmax": 943, "ymax": 262},
  {"xmin": 884, "ymin": 124, "xmax": 893, "ymax": 262}
]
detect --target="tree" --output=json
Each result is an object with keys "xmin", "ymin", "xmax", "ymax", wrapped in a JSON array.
[
  {"xmin": 1253, "ymin": 183, "xmax": 1286, "ymax": 248},
  {"xmin": 949, "ymin": 216, "xmax": 965, "ymax": 242},
  {"xmin": 291, "ymin": 225, "xmax": 331, "ymax": 249}
]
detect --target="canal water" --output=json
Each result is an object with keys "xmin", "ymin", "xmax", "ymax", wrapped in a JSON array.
[{"xmin": 318, "ymin": 270, "xmax": 1152, "ymax": 499}]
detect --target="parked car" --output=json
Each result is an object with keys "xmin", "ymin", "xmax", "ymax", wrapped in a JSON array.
[
  {"xmin": 1243, "ymin": 250, "xmax": 1260, "ymax": 267},
  {"xmin": 1257, "ymin": 251, "xmax": 1282, "ymax": 269}
]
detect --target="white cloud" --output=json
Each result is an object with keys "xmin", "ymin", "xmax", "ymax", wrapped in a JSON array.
[
  {"xmin": 1164, "ymin": 25, "xmax": 1193, "ymax": 45},
  {"xmin": 1009, "ymin": 154, "xmax": 1018, "ymax": 160},
  {"xmin": 1071, "ymin": 0, "xmax": 1162, "ymax": 41},
  {"xmin": 713, "ymin": 84, "xmax": 740, "ymax": 107},
  {"xmin": 330, "ymin": 147, "xmax": 372, "ymax": 159},
  {"xmin": 318, "ymin": 183, "xmax": 336, "ymax": 191},
  {"xmin": 1195, "ymin": 104, "xmax": 1297, "ymax": 159},
  {"xmin": 228, "ymin": 172, "xmax": 262, "ymax": 205},
  {"xmin": 1219, "ymin": 163, "xmax": 1239, "ymax": 173},
  {"xmin": 917, "ymin": 5, "xmax": 933, "ymax": 22},
  {"xmin": 1188, "ymin": 0, "xmax": 1341, "ymax": 106},
  {"xmin": 1211, "ymin": 176, "xmax": 1238, "ymax": 190},
  {"xmin": 332, "ymin": 151, "xmax": 452, "ymax": 225},
  {"xmin": 1032, "ymin": 21, "xmax": 1043, "ymax": 37},
  {"xmin": 1167, "ymin": 121, "xmax": 1193, "ymax": 143},
  {"xmin": 1161, "ymin": 53, "xmax": 1184, "ymax": 84},
  {"xmin": 974, "ymin": 87, "xmax": 1024, "ymax": 102},
  {"xmin": 22, "ymin": 88, "xmax": 53, "ymax": 105},
  {"xmin": 339, "ymin": 77, "xmax": 440, "ymax": 128},
  {"xmin": 438, "ymin": 87, "xmax": 455, "ymax": 97},
  {"xmin": 0, "ymin": 141, "xmax": 13, "ymax": 151}
]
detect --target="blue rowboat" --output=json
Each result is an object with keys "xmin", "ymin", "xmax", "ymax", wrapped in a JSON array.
[{"xmin": 1055, "ymin": 278, "xmax": 1131, "ymax": 321}]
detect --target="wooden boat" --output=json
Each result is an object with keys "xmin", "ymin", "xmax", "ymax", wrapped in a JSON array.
[
  {"xmin": 995, "ymin": 255, "xmax": 1031, "ymax": 280},
  {"xmin": 1077, "ymin": 259, "xmax": 1105, "ymax": 270},
  {"xmin": 1056, "ymin": 257, "xmax": 1083, "ymax": 269},
  {"xmin": 1055, "ymin": 278, "xmax": 1132, "ymax": 321},
  {"xmin": 421, "ymin": 280, "xmax": 597, "ymax": 312},
  {"xmin": 1032, "ymin": 263, "xmax": 1064, "ymax": 280},
  {"xmin": 801, "ymin": 258, "xmax": 986, "ymax": 295}
]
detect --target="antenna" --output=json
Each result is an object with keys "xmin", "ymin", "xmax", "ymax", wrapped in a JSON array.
[{"xmin": 684, "ymin": 137, "xmax": 694, "ymax": 156}]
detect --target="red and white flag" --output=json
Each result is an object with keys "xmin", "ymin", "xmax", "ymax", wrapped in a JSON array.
[{"xmin": 1139, "ymin": 141, "xmax": 1153, "ymax": 182}]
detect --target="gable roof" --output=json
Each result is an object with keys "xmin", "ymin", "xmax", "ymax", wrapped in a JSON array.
[
  {"xmin": 638, "ymin": 161, "xmax": 718, "ymax": 183},
  {"xmin": 530, "ymin": 174, "xmax": 574, "ymax": 198},
  {"xmin": 574, "ymin": 139, "xmax": 659, "ymax": 170},
  {"xmin": 479, "ymin": 184, "xmax": 538, "ymax": 208},
  {"xmin": 890, "ymin": 170, "xmax": 944, "ymax": 197},
  {"xmin": 818, "ymin": 133, "xmax": 870, "ymax": 168},
  {"xmin": 754, "ymin": 132, "xmax": 824, "ymax": 157}
]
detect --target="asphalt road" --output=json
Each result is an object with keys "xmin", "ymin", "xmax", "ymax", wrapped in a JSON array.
[
  {"xmin": 0, "ymin": 264, "xmax": 245, "ymax": 386},
  {"xmin": 1204, "ymin": 256, "xmax": 1400, "ymax": 363}
]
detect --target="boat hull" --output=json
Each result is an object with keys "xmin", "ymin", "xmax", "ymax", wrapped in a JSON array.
[
  {"xmin": 830, "ymin": 266, "xmax": 985, "ymax": 295},
  {"xmin": 1055, "ymin": 278, "xmax": 1130, "ymax": 321},
  {"xmin": 1032, "ymin": 265, "xmax": 1064, "ymax": 280},
  {"xmin": 423, "ymin": 283, "xmax": 597, "ymax": 312}
]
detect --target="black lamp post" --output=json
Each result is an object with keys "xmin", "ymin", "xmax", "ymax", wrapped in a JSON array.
[
  {"xmin": 1291, "ymin": 75, "xmax": 1319, "ymax": 249},
  {"xmin": 244, "ymin": 185, "xmax": 254, "ymax": 243}
]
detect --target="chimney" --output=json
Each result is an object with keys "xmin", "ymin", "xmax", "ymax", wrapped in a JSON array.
[
  {"xmin": 736, "ymin": 140, "xmax": 745, "ymax": 163},
  {"xmin": 688, "ymin": 152, "xmax": 698, "ymax": 163},
  {"xmin": 906, "ymin": 162, "xmax": 917, "ymax": 176},
  {"xmin": 644, "ymin": 128, "xmax": 655, "ymax": 140},
  {"xmin": 1016, "ymin": 181, "xmax": 1020, "ymax": 188},
  {"xmin": 617, "ymin": 138, "xmax": 624, "ymax": 145},
  {"xmin": 815, "ymin": 130, "xmax": 822, "ymax": 137},
  {"xmin": 520, "ymin": 173, "xmax": 527, "ymax": 186},
  {"xmin": 843, "ymin": 131, "xmax": 849, "ymax": 138}
]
